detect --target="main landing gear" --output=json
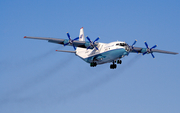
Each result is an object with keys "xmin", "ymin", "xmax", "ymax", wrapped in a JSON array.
[
  {"xmin": 110, "ymin": 60, "xmax": 122, "ymax": 69},
  {"xmin": 90, "ymin": 60, "xmax": 122, "ymax": 69},
  {"xmin": 117, "ymin": 59, "xmax": 122, "ymax": 64},
  {"xmin": 110, "ymin": 64, "xmax": 116, "ymax": 69},
  {"xmin": 90, "ymin": 62, "xmax": 97, "ymax": 67}
]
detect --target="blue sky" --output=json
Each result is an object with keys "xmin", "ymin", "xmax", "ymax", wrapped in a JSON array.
[{"xmin": 0, "ymin": 0, "xmax": 180, "ymax": 113}]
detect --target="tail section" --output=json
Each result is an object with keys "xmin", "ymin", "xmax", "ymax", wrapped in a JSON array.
[
  {"xmin": 76, "ymin": 27, "xmax": 86, "ymax": 53},
  {"xmin": 79, "ymin": 27, "xmax": 85, "ymax": 41}
]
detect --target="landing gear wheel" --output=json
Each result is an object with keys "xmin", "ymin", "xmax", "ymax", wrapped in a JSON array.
[
  {"xmin": 110, "ymin": 60, "xmax": 117, "ymax": 69},
  {"xmin": 117, "ymin": 60, "xmax": 122, "ymax": 64},
  {"xmin": 110, "ymin": 64, "xmax": 117, "ymax": 69},
  {"xmin": 90, "ymin": 62, "xmax": 97, "ymax": 67}
]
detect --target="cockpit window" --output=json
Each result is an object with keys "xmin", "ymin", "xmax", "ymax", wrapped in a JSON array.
[
  {"xmin": 120, "ymin": 43, "xmax": 128, "ymax": 46},
  {"xmin": 120, "ymin": 43, "xmax": 125, "ymax": 46},
  {"xmin": 116, "ymin": 43, "xmax": 128, "ymax": 46}
]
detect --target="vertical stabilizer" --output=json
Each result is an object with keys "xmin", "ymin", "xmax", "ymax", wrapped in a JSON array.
[
  {"xmin": 79, "ymin": 27, "xmax": 85, "ymax": 41},
  {"xmin": 76, "ymin": 27, "xmax": 86, "ymax": 53}
]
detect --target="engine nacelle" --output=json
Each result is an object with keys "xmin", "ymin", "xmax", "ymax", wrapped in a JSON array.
[{"xmin": 141, "ymin": 48, "xmax": 147, "ymax": 53}]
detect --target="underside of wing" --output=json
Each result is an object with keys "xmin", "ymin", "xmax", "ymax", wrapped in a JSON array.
[
  {"xmin": 151, "ymin": 49, "xmax": 178, "ymax": 54},
  {"xmin": 24, "ymin": 36, "xmax": 65, "ymax": 44},
  {"xmin": 131, "ymin": 46, "xmax": 178, "ymax": 55},
  {"xmin": 24, "ymin": 36, "xmax": 98, "ymax": 49}
]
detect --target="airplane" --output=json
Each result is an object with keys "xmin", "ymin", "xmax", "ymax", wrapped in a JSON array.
[{"xmin": 24, "ymin": 27, "xmax": 178, "ymax": 69}]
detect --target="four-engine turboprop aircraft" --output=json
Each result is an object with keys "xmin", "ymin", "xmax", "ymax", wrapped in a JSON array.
[{"xmin": 24, "ymin": 27, "xmax": 178, "ymax": 69}]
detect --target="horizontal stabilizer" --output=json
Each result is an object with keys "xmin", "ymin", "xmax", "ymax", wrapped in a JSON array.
[{"xmin": 56, "ymin": 50, "xmax": 76, "ymax": 53}]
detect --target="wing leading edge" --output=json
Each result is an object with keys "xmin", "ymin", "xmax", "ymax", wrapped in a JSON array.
[
  {"xmin": 130, "ymin": 46, "xmax": 178, "ymax": 55},
  {"xmin": 24, "ymin": 36, "xmax": 178, "ymax": 54},
  {"xmin": 24, "ymin": 36, "xmax": 98, "ymax": 49}
]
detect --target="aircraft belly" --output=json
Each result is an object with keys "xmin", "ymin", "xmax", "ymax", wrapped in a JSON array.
[{"xmin": 82, "ymin": 48, "xmax": 127, "ymax": 64}]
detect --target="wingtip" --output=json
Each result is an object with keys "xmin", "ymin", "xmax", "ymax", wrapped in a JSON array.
[
  {"xmin": 80, "ymin": 27, "xmax": 83, "ymax": 29},
  {"xmin": 24, "ymin": 36, "xmax": 26, "ymax": 38}
]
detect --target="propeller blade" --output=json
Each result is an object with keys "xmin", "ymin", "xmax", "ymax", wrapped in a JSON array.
[
  {"xmin": 132, "ymin": 40, "xmax": 137, "ymax": 46},
  {"xmin": 95, "ymin": 46, "xmax": 99, "ymax": 50},
  {"xmin": 67, "ymin": 32, "xmax": 71, "ymax": 40},
  {"xmin": 151, "ymin": 53, "xmax": 155, "ymax": 58},
  {"xmin": 144, "ymin": 41, "xmax": 149, "ymax": 49},
  {"xmin": 87, "ymin": 46, "xmax": 91, "ymax": 50},
  {"xmin": 65, "ymin": 32, "xmax": 79, "ymax": 49},
  {"xmin": 86, "ymin": 36, "xmax": 92, "ymax": 43},
  {"xmin": 73, "ymin": 37, "xmax": 79, "ymax": 41},
  {"xmin": 143, "ymin": 42, "xmax": 156, "ymax": 58},
  {"xmin": 86, "ymin": 36, "xmax": 100, "ymax": 50},
  {"xmin": 73, "ymin": 44, "xmax": 76, "ymax": 50},
  {"xmin": 93, "ymin": 37, "xmax": 100, "ymax": 44},
  {"xmin": 143, "ymin": 51, "xmax": 147, "ymax": 55},
  {"xmin": 129, "ymin": 40, "xmax": 138, "ymax": 53},
  {"xmin": 64, "ymin": 42, "xmax": 69, "ymax": 46},
  {"xmin": 150, "ymin": 45, "xmax": 157, "ymax": 50}
]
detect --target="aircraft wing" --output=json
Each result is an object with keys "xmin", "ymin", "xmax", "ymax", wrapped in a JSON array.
[
  {"xmin": 24, "ymin": 36, "xmax": 97, "ymax": 49},
  {"xmin": 130, "ymin": 46, "xmax": 178, "ymax": 55},
  {"xmin": 24, "ymin": 36, "xmax": 65, "ymax": 44}
]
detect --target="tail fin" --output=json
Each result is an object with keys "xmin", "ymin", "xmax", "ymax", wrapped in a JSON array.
[
  {"xmin": 79, "ymin": 27, "xmax": 85, "ymax": 41},
  {"xmin": 76, "ymin": 27, "xmax": 86, "ymax": 53}
]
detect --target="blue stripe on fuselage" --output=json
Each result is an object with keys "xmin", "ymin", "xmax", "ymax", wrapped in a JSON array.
[{"xmin": 83, "ymin": 48, "xmax": 128, "ymax": 64}]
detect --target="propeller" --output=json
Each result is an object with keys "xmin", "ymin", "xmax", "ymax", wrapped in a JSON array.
[
  {"xmin": 86, "ymin": 36, "xmax": 100, "ymax": 50},
  {"xmin": 64, "ymin": 32, "xmax": 79, "ymax": 50},
  {"xmin": 142, "ymin": 41, "xmax": 157, "ymax": 58},
  {"xmin": 129, "ymin": 40, "xmax": 139, "ymax": 53}
]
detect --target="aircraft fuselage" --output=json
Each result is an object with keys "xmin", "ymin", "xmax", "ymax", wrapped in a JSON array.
[{"xmin": 76, "ymin": 41, "xmax": 129, "ymax": 64}]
